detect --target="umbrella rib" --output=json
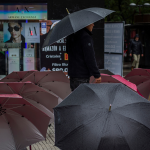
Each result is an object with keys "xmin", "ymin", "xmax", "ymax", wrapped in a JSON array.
[
  {"xmin": 7, "ymin": 84, "xmax": 15, "ymax": 94},
  {"xmin": 2, "ymin": 115, "xmax": 17, "ymax": 148},
  {"xmin": 2, "ymin": 98, "xmax": 10, "ymax": 107},
  {"xmin": 111, "ymin": 113, "xmax": 131, "ymax": 149},
  {"xmin": 114, "ymin": 111, "xmax": 150, "ymax": 130},
  {"xmin": 19, "ymin": 83, "xmax": 26, "ymax": 95},
  {"xmin": 37, "ymin": 74, "xmax": 49, "ymax": 84},
  {"xmin": 7, "ymin": 105, "xmax": 23, "ymax": 110}
]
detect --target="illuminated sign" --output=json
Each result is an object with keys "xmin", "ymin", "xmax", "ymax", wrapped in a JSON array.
[
  {"xmin": 0, "ymin": 4, "xmax": 47, "ymax": 20},
  {"xmin": 64, "ymin": 53, "xmax": 68, "ymax": 60}
]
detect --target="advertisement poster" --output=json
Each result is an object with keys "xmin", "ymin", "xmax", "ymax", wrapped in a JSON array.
[
  {"xmin": 23, "ymin": 48, "xmax": 35, "ymax": 71},
  {"xmin": 0, "ymin": 4, "xmax": 47, "ymax": 20},
  {"xmin": 3, "ymin": 22, "xmax": 40, "ymax": 43},
  {"xmin": 3, "ymin": 22, "xmax": 25, "ymax": 43},
  {"xmin": 41, "ymin": 22, "xmax": 47, "ymax": 34},
  {"xmin": 8, "ymin": 48, "xmax": 20, "ymax": 74},
  {"xmin": 40, "ymin": 20, "xmax": 68, "ymax": 71},
  {"xmin": 25, "ymin": 23, "xmax": 40, "ymax": 43}
]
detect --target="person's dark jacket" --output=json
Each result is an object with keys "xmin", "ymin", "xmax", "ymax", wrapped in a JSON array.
[
  {"xmin": 66, "ymin": 28, "xmax": 100, "ymax": 79},
  {"xmin": 5, "ymin": 35, "xmax": 25, "ymax": 43},
  {"xmin": 129, "ymin": 35, "xmax": 143, "ymax": 55}
]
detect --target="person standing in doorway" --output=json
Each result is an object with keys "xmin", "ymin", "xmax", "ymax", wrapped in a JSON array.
[
  {"xmin": 129, "ymin": 34, "xmax": 144, "ymax": 70},
  {"xmin": 66, "ymin": 23, "xmax": 101, "ymax": 91}
]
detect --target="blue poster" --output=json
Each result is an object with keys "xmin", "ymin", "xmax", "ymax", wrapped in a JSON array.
[{"xmin": 41, "ymin": 22, "xmax": 47, "ymax": 34}]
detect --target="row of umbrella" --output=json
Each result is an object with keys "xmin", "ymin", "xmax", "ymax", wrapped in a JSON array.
[{"xmin": 0, "ymin": 70, "xmax": 71, "ymax": 150}]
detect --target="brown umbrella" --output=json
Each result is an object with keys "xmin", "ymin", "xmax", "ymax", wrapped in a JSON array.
[{"xmin": 0, "ymin": 94, "xmax": 50, "ymax": 150}]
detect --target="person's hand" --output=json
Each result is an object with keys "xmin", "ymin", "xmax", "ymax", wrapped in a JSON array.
[
  {"xmin": 141, "ymin": 54, "xmax": 144, "ymax": 57},
  {"xmin": 95, "ymin": 77, "xmax": 101, "ymax": 83},
  {"xmin": 130, "ymin": 53, "xmax": 132, "ymax": 57}
]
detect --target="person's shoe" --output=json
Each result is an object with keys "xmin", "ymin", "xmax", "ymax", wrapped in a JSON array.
[{"xmin": 131, "ymin": 66, "xmax": 134, "ymax": 71}]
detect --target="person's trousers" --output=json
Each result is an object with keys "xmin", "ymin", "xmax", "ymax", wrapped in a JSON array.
[
  {"xmin": 132, "ymin": 54, "xmax": 140, "ymax": 68},
  {"xmin": 70, "ymin": 77, "xmax": 90, "ymax": 91}
]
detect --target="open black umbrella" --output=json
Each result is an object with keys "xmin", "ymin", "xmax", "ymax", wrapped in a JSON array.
[
  {"xmin": 42, "ymin": 7, "xmax": 114, "ymax": 47},
  {"xmin": 54, "ymin": 83, "xmax": 150, "ymax": 150}
]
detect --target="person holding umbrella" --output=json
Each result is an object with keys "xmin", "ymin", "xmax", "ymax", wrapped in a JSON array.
[
  {"xmin": 66, "ymin": 23, "xmax": 101, "ymax": 91},
  {"xmin": 129, "ymin": 34, "xmax": 144, "ymax": 70}
]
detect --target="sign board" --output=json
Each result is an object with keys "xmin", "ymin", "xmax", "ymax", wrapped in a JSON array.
[
  {"xmin": 104, "ymin": 22, "xmax": 124, "ymax": 76},
  {"xmin": 41, "ymin": 22, "xmax": 47, "ymax": 34},
  {"xmin": 0, "ymin": 4, "xmax": 47, "ymax": 20},
  {"xmin": 104, "ymin": 23, "xmax": 124, "ymax": 54},
  {"xmin": 104, "ymin": 54, "xmax": 123, "ymax": 76},
  {"xmin": 40, "ymin": 20, "xmax": 68, "ymax": 72}
]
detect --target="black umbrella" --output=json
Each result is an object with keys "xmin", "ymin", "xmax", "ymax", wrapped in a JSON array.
[
  {"xmin": 99, "ymin": 69, "xmax": 114, "ymax": 75},
  {"xmin": 54, "ymin": 83, "xmax": 150, "ymax": 150},
  {"xmin": 42, "ymin": 7, "xmax": 114, "ymax": 47}
]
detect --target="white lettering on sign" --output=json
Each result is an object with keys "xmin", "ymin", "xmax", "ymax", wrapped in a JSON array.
[{"xmin": 46, "ymin": 55, "xmax": 61, "ymax": 58}]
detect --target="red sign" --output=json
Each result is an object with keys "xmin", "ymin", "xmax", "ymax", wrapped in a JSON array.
[{"xmin": 64, "ymin": 53, "xmax": 68, "ymax": 60}]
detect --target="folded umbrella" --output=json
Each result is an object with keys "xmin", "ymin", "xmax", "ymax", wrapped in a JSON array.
[
  {"xmin": 0, "ymin": 94, "xmax": 50, "ymax": 150},
  {"xmin": 0, "ymin": 82, "xmax": 62, "ymax": 123},
  {"xmin": 1, "ymin": 71, "xmax": 36, "ymax": 82},
  {"xmin": 99, "ymin": 69, "xmax": 114, "ymax": 75},
  {"xmin": 54, "ymin": 83, "xmax": 150, "ymax": 150},
  {"xmin": 42, "ymin": 7, "xmax": 114, "ymax": 47},
  {"xmin": 22, "ymin": 71, "xmax": 72, "ymax": 99}
]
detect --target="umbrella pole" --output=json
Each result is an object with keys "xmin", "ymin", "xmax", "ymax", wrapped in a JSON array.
[{"xmin": 30, "ymin": 145, "xmax": 32, "ymax": 150}]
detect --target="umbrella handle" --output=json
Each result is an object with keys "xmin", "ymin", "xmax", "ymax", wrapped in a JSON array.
[
  {"xmin": 30, "ymin": 145, "xmax": 32, "ymax": 150},
  {"xmin": 66, "ymin": 8, "xmax": 70, "ymax": 14}
]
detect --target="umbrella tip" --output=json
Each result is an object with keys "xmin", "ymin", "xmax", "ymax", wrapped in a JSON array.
[
  {"xmin": 109, "ymin": 104, "xmax": 112, "ymax": 111},
  {"xmin": 66, "ymin": 8, "xmax": 70, "ymax": 14}
]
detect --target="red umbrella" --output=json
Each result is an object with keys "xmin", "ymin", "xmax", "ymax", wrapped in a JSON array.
[
  {"xmin": 1, "ymin": 71, "xmax": 36, "ymax": 82},
  {"xmin": 0, "ymin": 82, "xmax": 62, "ymax": 123},
  {"xmin": 138, "ymin": 80, "xmax": 150, "ymax": 99},
  {"xmin": 22, "ymin": 71, "xmax": 72, "ymax": 99},
  {"xmin": 91, "ymin": 74, "xmax": 137, "ymax": 92},
  {"xmin": 0, "ymin": 94, "xmax": 50, "ymax": 150}
]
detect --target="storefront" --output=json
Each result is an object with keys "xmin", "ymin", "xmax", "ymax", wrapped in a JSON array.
[{"xmin": 0, "ymin": 3, "xmax": 69, "ymax": 78}]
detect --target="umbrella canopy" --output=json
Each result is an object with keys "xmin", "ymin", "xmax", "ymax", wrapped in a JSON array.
[
  {"xmin": 137, "ymin": 79, "xmax": 150, "ymax": 99},
  {"xmin": 0, "ymin": 82, "xmax": 62, "ymax": 123},
  {"xmin": 22, "ymin": 71, "xmax": 71, "ymax": 99},
  {"xmin": 125, "ymin": 69, "xmax": 150, "ymax": 86},
  {"xmin": 1, "ymin": 71, "xmax": 36, "ymax": 82},
  {"xmin": 90, "ymin": 74, "xmax": 137, "ymax": 92},
  {"xmin": 125, "ymin": 68, "xmax": 150, "ymax": 78},
  {"xmin": 54, "ymin": 83, "xmax": 150, "ymax": 150},
  {"xmin": 42, "ymin": 7, "xmax": 114, "ymax": 47},
  {"xmin": 0, "ymin": 94, "xmax": 50, "ymax": 150}
]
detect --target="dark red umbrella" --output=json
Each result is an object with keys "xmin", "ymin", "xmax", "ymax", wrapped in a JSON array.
[{"xmin": 138, "ymin": 80, "xmax": 150, "ymax": 100}]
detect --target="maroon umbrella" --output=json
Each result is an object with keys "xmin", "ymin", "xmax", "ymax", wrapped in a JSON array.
[
  {"xmin": 125, "ymin": 68, "xmax": 150, "ymax": 78},
  {"xmin": 138, "ymin": 80, "xmax": 150, "ymax": 99},
  {"xmin": 125, "ymin": 69, "xmax": 150, "ymax": 86},
  {"xmin": 0, "ymin": 82, "xmax": 62, "ymax": 123},
  {"xmin": 0, "ymin": 94, "xmax": 50, "ymax": 150},
  {"xmin": 22, "ymin": 71, "xmax": 72, "ymax": 99},
  {"xmin": 1, "ymin": 71, "xmax": 36, "ymax": 82}
]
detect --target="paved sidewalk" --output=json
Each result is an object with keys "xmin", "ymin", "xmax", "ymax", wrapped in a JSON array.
[{"xmin": 27, "ymin": 123, "xmax": 60, "ymax": 150}]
